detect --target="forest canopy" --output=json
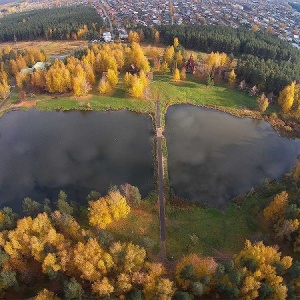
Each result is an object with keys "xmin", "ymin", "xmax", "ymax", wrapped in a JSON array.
[{"xmin": 0, "ymin": 6, "xmax": 103, "ymax": 41}]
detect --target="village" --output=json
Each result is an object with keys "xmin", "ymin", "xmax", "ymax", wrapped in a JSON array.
[{"xmin": 0, "ymin": 0, "xmax": 300, "ymax": 47}]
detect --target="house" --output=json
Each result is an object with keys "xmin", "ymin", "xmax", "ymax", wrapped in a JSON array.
[{"xmin": 20, "ymin": 61, "xmax": 49, "ymax": 75}]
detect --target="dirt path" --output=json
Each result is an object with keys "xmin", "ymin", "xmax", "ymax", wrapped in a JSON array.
[{"xmin": 155, "ymin": 101, "xmax": 167, "ymax": 261}]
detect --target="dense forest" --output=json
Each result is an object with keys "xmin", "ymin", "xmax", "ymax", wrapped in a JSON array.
[
  {"xmin": 0, "ymin": 6, "xmax": 103, "ymax": 41},
  {"xmin": 2, "ymin": 177, "xmax": 300, "ymax": 299},
  {"xmin": 147, "ymin": 25, "xmax": 300, "ymax": 93}
]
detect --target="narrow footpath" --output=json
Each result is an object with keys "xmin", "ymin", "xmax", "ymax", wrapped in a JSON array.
[{"xmin": 155, "ymin": 101, "xmax": 166, "ymax": 261}]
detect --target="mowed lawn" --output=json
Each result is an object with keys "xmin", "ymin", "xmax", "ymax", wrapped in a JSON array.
[{"xmin": 151, "ymin": 74, "xmax": 257, "ymax": 110}]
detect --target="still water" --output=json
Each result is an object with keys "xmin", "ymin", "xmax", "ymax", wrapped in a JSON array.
[
  {"xmin": 165, "ymin": 105, "xmax": 300, "ymax": 209},
  {"xmin": 0, "ymin": 109, "xmax": 154, "ymax": 211}
]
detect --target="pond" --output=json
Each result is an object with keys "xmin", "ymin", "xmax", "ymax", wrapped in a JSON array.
[
  {"xmin": 0, "ymin": 109, "xmax": 154, "ymax": 212},
  {"xmin": 165, "ymin": 104, "xmax": 300, "ymax": 209}
]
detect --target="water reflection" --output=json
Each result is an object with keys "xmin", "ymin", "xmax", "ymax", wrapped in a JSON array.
[
  {"xmin": 165, "ymin": 104, "xmax": 300, "ymax": 209},
  {"xmin": 0, "ymin": 109, "xmax": 154, "ymax": 211}
]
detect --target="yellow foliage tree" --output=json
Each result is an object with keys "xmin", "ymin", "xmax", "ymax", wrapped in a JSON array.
[
  {"xmin": 109, "ymin": 242, "xmax": 145, "ymax": 274},
  {"xmin": 174, "ymin": 37, "xmax": 179, "ymax": 48},
  {"xmin": 106, "ymin": 191, "xmax": 131, "ymax": 220},
  {"xmin": 173, "ymin": 68, "xmax": 180, "ymax": 82},
  {"xmin": 176, "ymin": 51, "xmax": 183, "ymax": 68},
  {"xmin": 123, "ymin": 72, "xmax": 133, "ymax": 89},
  {"xmin": 82, "ymin": 63, "xmax": 95, "ymax": 85},
  {"xmin": 129, "ymin": 75, "xmax": 145, "ymax": 98},
  {"xmin": 88, "ymin": 199, "xmax": 112, "ymax": 229},
  {"xmin": 32, "ymin": 69, "xmax": 46, "ymax": 91},
  {"xmin": 129, "ymin": 42, "xmax": 150, "ymax": 72},
  {"xmin": 95, "ymin": 50, "xmax": 118, "ymax": 73},
  {"xmin": 34, "ymin": 289, "xmax": 61, "ymax": 300},
  {"xmin": 227, "ymin": 69, "xmax": 236, "ymax": 87},
  {"xmin": 98, "ymin": 78, "xmax": 112, "ymax": 95},
  {"xmin": 154, "ymin": 30, "xmax": 160, "ymax": 43},
  {"xmin": 71, "ymin": 64, "xmax": 90, "ymax": 96},
  {"xmin": 257, "ymin": 93, "xmax": 269, "ymax": 113},
  {"xmin": 92, "ymin": 277, "xmax": 114, "ymax": 297},
  {"xmin": 45, "ymin": 60, "xmax": 71, "ymax": 93},
  {"xmin": 160, "ymin": 61, "xmax": 169, "ymax": 74},
  {"xmin": 16, "ymin": 72, "xmax": 30, "ymax": 90},
  {"xmin": 234, "ymin": 240, "xmax": 291, "ymax": 300},
  {"xmin": 0, "ymin": 80, "xmax": 10, "ymax": 99},
  {"xmin": 175, "ymin": 254, "xmax": 217, "ymax": 290},
  {"xmin": 116, "ymin": 273, "xmax": 132, "ymax": 293},
  {"xmin": 278, "ymin": 81, "xmax": 296, "ymax": 113},
  {"xmin": 42, "ymin": 253, "xmax": 61, "ymax": 274},
  {"xmin": 164, "ymin": 46, "xmax": 175, "ymax": 68},
  {"xmin": 106, "ymin": 69, "xmax": 119, "ymax": 88},
  {"xmin": 263, "ymin": 191, "xmax": 289, "ymax": 224},
  {"xmin": 128, "ymin": 30, "xmax": 140, "ymax": 43},
  {"xmin": 143, "ymin": 263, "xmax": 175, "ymax": 300}
]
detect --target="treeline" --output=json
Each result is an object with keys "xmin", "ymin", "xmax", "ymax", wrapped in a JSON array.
[
  {"xmin": 147, "ymin": 25, "xmax": 300, "ymax": 94},
  {"xmin": 236, "ymin": 54, "xmax": 300, "ymax": 94},
  {"xmin": 155, "ymin": 25, "xmax": 300, "ymax": 62},
  {"xmin": 0, "ymin": 6, "xmax": 103, "ymax": 42}
]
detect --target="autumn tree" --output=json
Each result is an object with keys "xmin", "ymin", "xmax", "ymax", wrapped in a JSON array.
[
  {"xmin": 46, "ymin": 60, "xmax": 71, "ymax": 93},
  {"xmin": 176, "ymin": 254, "xmax": 217, "ymax": 293},
  {"xmin": 278, "ymin": 81, "xmax": 296, "ymax": 113},
  {"xmin": 180, "ymin": 68, "xmax": 186, "ymax": 80},
  {"xmin": 263, "ymin": 191, "xmax": 289, "ymax": 224},
  {"xmin": 227, "ymin": 69, "xmax": 236, "ymax": 87},
  {"xmin": 164, "ymin": 46, "xmax": 175, "ymax": 69},
  {"xmin": 129, "ymin": 75, "xmax": 145, "ymax": 98},
  {"xmin": 106, "ymin": 68, "xmax": 119, "ymax": 88},
  {"xmin": 95, "ymin": 50, "xmax": 118, "ymax": 73},
  {"xmin": 174, "ymin": 37, "xmax": 179, "ymax": 48},
  {"xmin": 160, "ymin": 61, "xmax": 169, "ymax": 74},
  {"xmin": 34, "ymin": 288, "xmax": 61, "ymax": 300},
  {"xmin": 154, "ymin": 29, "xmax": 160, "ymax": 43},
  {"xmin": 92, "ymin": 277, "xmax": 114, "ymax": 297},
  {"xmin": 0, "ymin": 80, "xmax": 10, "ymax": 99},
  {"xmin": 128, "ymin": 30, "xmax": 140, "ymax": 43},
  {"xmin": 98, "ymin": 78, "xmax": 112, "ymax": 94},
  {"xmin": 71, "ymin": 64, "xmax": 90, "ymax": 96},
  {"xmin": 173, "ymin": 68, "xmax": 180, "ymax": 82},
  {"xmin": 256, "ymin": 93, "xmax": 269, "ymax": 112},
  {"xmin": 73, "ymin": 238, "xmax": 114, "ymax": 281},
  {"xmin": 234, "ymin": 240, "xmax": 292, "ymax": 300},
  {"xmin": 16, "ymin": 71, "xmax": 30, "ymax": 90},
  {"xmin": 31, "ymin": 69, "xmax": 46, "ymax": 91},
  {"xmin": 88, "ymin": 190, "xmax": 130, "ymax": 229}
]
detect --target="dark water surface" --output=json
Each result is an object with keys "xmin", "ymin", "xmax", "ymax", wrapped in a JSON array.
[
  {"xmin": 165, "ymin": 105, "xmax": 300, "ymax": 209},
  {"xmin": 0, "ymin": 109, "xmax": 154, "ymax": 211}
]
